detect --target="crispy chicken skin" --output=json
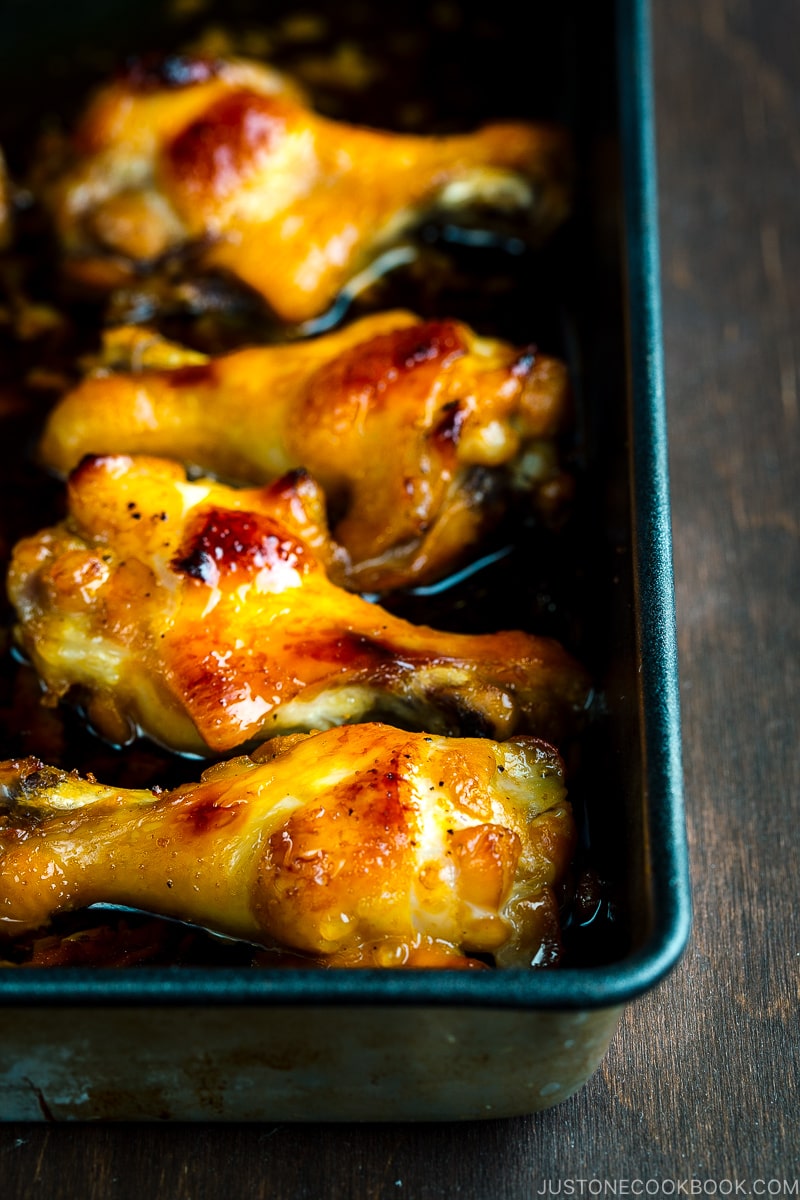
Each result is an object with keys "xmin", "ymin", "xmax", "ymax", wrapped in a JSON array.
[
  {"xmin": 33, "ymin": 54, "xmax": 573, "ymax": 324},
  {"xmin": 6, "ymin": 455, "xmax": 590, "ymax": 757},
  {"xmin": 0, "ymin": 724, "xmax": 576, "ymax": 967},
  {"xmin": 38, "ymin": 311, "xmax": 572, "ymax": 593}
]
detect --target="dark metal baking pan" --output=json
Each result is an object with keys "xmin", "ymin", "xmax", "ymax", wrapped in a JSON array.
[{"xmin": 0, "ymin": 0, "xmax": 691, "ymax": 1119}]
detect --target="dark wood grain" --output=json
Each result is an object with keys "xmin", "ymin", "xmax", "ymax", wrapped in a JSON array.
[{"xmin": 1, "ymin": 0, "xmax": 798, "ymax": 1192}]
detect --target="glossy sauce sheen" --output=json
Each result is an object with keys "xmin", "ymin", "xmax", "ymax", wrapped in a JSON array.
[
  {"xmin": 172, "ymin": 508, "xmax": 310, "ymax": 584},
  {"xmin": 0, "ymin": 1, "xmax": 623, "ymax": 968}
]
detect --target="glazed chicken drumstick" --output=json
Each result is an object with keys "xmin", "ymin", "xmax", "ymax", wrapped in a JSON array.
[
  {"xmin": 38, "ymin": 311, "xmax": 571, "ymax": 594},
  {"xmin": 32, "ymin": 54, "xmax": 573, "ymax": 324},
  {"xmin": 6, "ymin": 455, "xmax": 590, "ymax": 758},
  {"xmin": 0, "ymin": 724, "xmax": 576, "ymax": 968}
]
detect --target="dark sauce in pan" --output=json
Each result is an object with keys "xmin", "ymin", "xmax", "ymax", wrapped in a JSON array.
[{"xmin": 0, "ymin": 0, "xmax": 627, "ymax": 969}]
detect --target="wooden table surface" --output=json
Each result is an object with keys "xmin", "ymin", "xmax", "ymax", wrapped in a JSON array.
[{"xmin": 3, "ymin": 0, "xmax": 798, "ymax": 1192}]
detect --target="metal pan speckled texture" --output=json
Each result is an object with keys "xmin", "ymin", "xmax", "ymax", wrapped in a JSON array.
[{"xmin": 0, "ymin": 0, "xmax": 690, "ymax": 1120}]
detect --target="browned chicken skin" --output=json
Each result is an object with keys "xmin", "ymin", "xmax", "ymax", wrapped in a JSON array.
[
  {"xmin": 33, "ymin": 55, "xmax": 573, "ymax": 324},
  {"xmin": 38, "ymin": 311, "xmax": 572, "ymax": 593},
  {"xmin": 6, "ymin": 455, "xmax": 590, "ymax": 757},
  {"xmin": 0, "ymin": 724, "xmax": 576, "ymax": 968}
]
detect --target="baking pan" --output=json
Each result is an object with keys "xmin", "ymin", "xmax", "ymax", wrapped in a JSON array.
[{"xmin": 0, "ymin": 0, "xmax": 691, "ymax": 1120}]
